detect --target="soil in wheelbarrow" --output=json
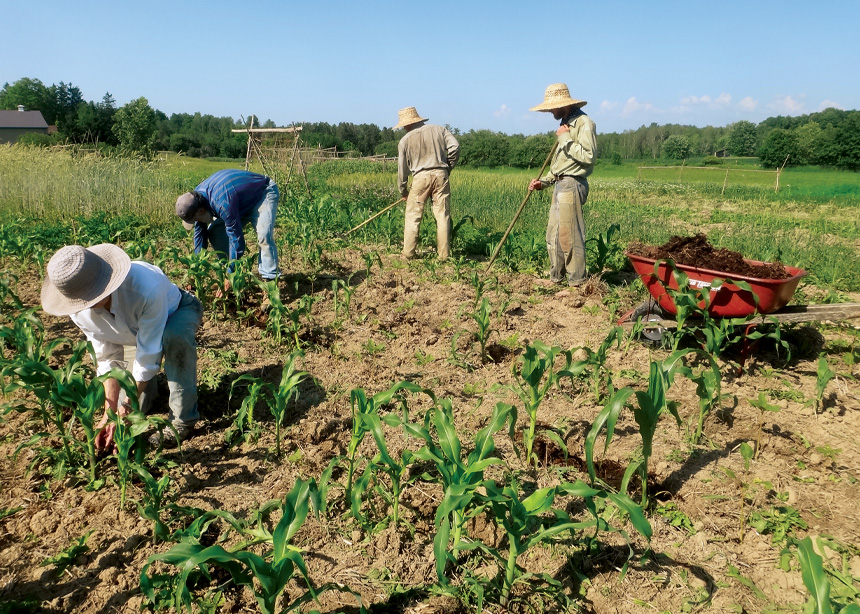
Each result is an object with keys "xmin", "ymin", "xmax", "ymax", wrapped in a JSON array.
[{"xmin": 627, "ymin": 233, "xmax": 792, "ymax": 279}]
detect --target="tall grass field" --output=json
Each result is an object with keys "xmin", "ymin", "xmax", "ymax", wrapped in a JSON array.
[{"xmin": 1, "ymin": 144, "xmax": 858, "ymax": 291}]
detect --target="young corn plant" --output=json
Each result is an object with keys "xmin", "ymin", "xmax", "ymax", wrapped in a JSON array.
[
  {"xmin": 226, "ymin": 353, "xmax": 308, "ymax": 456},
  {"xmin": 344, "ymin": 382, "xmax": 430, "ymax": 515},
  {"xmin": 226, "ymin": 375, "xmax": 265, "ymax": 447},
  {"xmin": 453, "ymin": 478, "xmax": 651, "ymax": 610},
  {"xmin": 132, "ymin": 463, "xmax": 172, "ymax": 543},
  {"xmin": 140, "ymin": 479, "xmax": 348, "ymax": 614},
  {"xmin": 814, "ymin": 355, "xmax": 836, "ymax": 413},
  {"xmin": 467, "ymin": 298, "xmax": 496, "ymax": 363},
  {"xmin": 351, "ymin": 413, "xmax": 414, "ymax": 532},
  {"xmin": 332, "ymin": 277, "xmax": 356, "ymax": 320},
  {"xmin": 587, "ymin": 349, "xmax": 717, "ymax": 506},
  {"xmin": 509, "ymin": 340, "xmax": 575, "ymax": 468},
  {"xmin": 409, "ymin": 400, "xmax": 514, "ymax": 581},
  {"xmin": 258, "ymin": 279, "xmax": 289, "ymax": 345},
  {"xmin": 748, "ymin": 391, "xmax": 782, "ymax": 459}
]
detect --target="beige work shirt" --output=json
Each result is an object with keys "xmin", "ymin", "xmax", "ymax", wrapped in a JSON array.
[
  {"xmin": 542, "ymin": 109, "xmax": 597, "ymax": 183},
  {"xmin": 398, "ymin": 124, "xmax": 460, "ymax": 196}
]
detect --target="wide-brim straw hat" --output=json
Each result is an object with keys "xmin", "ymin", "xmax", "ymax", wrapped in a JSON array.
[
  {"xmin": 41, "ymin": 244, "xmax": 131, "ymax": 316},
  {"xmin": 529, "ymin": 83, "xmax": 587, "ymax": 112},
  {"xmin": 394, "ymin": 107, "xmax": 428, "ymax": 129}
]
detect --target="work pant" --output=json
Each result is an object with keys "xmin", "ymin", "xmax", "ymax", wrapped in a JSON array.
[
  {"xmin": 403, "ymin": 169, "xmax": 452, "ymax": 260},
  {"xmin": 546, "ymin": 176, "xmax": 588, "ymax": 286},
  {"xmin": 120, "ymin": 291, "xmax": 204, "ymax": 426},
  {"xmin": 207, "ymin": 179, "xmax": 280, "ymax": 279}
]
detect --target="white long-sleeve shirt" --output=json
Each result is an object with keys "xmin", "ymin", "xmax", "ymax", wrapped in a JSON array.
[{"xmin": 70, "ymin": 261, "xmax": 181, "ymax": 382}]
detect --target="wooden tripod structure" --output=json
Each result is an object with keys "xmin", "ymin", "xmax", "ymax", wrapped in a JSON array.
[{"xmin": 231, "ymin": 119, "xmax": 310, "ymax": 195}]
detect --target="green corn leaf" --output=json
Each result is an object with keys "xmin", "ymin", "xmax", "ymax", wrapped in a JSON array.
[{"xmin": 796, "ymin": 537, "xmax": 833, "ymax": 614}]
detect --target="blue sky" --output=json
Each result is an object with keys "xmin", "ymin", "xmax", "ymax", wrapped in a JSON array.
[{"xmin": 4, "ymin": 0, "xmax": 858, "ymax": 135}]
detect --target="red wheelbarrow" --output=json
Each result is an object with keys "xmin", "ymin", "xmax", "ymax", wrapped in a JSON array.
[{"xmin": 619, "ymin": 253, "xmax": 860, "ymax": 368}]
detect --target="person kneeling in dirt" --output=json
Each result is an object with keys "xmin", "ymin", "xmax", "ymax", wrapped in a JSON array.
[{"xmin": 41, "ymin": 244, "xmax": 203, "ymax": 450}]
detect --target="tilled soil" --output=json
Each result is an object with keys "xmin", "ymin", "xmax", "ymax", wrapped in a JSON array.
[{"xmin": 1, "ymin": 247, "xmax": 859, "ymax": 614}]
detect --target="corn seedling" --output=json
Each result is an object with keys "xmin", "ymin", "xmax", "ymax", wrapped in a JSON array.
[
  {"xmin": 814, "ymin": 356, "xmax": 837, "ymax": 413},
  {"xmin": 587, "ymin": 349, "xmax": 713, "ymax": 506},
  {"xmin": 509, "ymin": 340, "xmax": 575, "ymax": 468},
  {"xmin": 467, "ymin": 298, "xmax": 496, "ymax": 363},
  {"xmin": 332, "ymin": 277, "xmax": 356, "ymax": 319},
  {"xmin": 409, "ymin": 400, "xmax": 514, "ymax": 581},
  {"xmin": 456, "ymin": 478, "xmax": 651, "ymax": 609},
  {"xmin": 132, "ymin": 463, "xmax": 172, "ymax": 543},
  {"xmin": 41, "ymin": 530, "xmax": 93, "ymax": 575},
  {"xmin": 258, "ymin": 279, "xmax": 288, "ymax": 345},
  {"xmin": 226, "ymin": 353, "xmax": 307, "ymax": 456},
  {"xmin": 747, "ymin": 391, "xmax": 781, "ymax": 459},
  {"xmin": 140, "ymin": 479, "xmax": 345, "ymax": 614},
  {"xmin": 352, "ymin": 413, "xmax": 414, "ymax": 532},
  {"xmin": 344, "ymin": 382, "xmax": 429, "ymax": 514},
  {"xmin": 586, "ymin": 222, "xmax": 623, "ymax": 274}
]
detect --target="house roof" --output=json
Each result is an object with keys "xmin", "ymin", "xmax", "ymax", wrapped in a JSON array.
[{"xmin": 0, "ymin": 110, "xmax": 49, "ymax": 129}]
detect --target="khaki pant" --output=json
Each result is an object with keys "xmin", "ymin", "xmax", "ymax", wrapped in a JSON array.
[
  {"xmin": 546, "ymin": 176, "xmax": 588, "ymax": 285},
  {"xmin": 403, "ymin": 169, "xmax": 452, "ymax": 259}
]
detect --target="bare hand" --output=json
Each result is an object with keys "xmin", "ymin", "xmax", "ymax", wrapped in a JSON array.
[
  {"xmin": 215, "ymin": 280, "xmax": 232, "ymax": 299},
  {"xmin": 556, "ymin": 125, "xmax": 569, "ymax": 137},
  {"xmin": 95, "ymin": 412, "xmax": 117, "ymax": 454},
  {"xmin": 529, "ymin": 179, "xmax": 543, "ymax": 191}
]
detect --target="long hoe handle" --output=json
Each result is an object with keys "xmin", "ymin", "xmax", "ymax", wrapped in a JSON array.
[
  {"xmin": 485, "ymin": 142, "xmax": 557, "ymax": 272},
  {"xmin": 343, "ymin": 197, "xmax": 406, "ymax": 237}
]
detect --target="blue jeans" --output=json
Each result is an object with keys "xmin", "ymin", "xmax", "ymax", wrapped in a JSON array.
[
  {"xmin": 126, "ymin": 291, "xmax": 203, "ymax": 426},
  {"xmin": 207, "ymin": 180, "xmax": 280, "ymax": 279}
]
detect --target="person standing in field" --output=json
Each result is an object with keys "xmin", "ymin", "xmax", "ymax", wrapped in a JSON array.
[
  {"xmin": 396, "ymin": 107, "xmax": 460, "ymax": 260},
  {"xmin": 528, "ymin": 83, "xmax": 597, "ymax": 286},
  {"xmin": 41, "ymin": 244, "xmax": 204, "ymax": 449},
  {"xmin": 174, "ymin": 169, "xmax": 281, "ymax": 280}
]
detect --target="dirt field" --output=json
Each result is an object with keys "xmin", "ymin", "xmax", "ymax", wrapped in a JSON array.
[{"xmin": 1, "ymin": 246, "xmax": 859, "ymax": 613}]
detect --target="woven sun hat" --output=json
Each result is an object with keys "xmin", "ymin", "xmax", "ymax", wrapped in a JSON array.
[
  {"xmin": 529, "ymin": 83, "xmax": 587, "ymax": 112},
  {"xmin": 394, "ymin": 107, "xmax": 428, "ymax": 129},
  {"xmin": 41, "ymin": 244, "xmax": 131, "ymax": 316}
]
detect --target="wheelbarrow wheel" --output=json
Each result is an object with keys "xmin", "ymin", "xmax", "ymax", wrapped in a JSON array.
[{"xmin": 627, "ymin": 299, "xmax": 669, "ymax": 343}]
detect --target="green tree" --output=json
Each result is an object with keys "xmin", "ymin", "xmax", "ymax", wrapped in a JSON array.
[
  {"xmin": 0, "ymin": 78, "xmax": 55, "ymax": 121},
  {"xmin": 661, "ymin": 134, "xmax": 692, "ymax": 159},
  {"xmin": 459, "ymin": 129, "xmax": 510, "ymax": 167},
  {"xmin": 728, "ymin": 120, "xmax": 758, "ymax": 156},
  {"xmin": 793, "ymin": 121, "xmax": 823, "ymax": 165},
  {"xmin": 758, "ymin": 128, "xmax": 798, "ymax": 168},
  {"xmin": 112, "ymin": 97, "xmax": 157, "ymax": 157}
]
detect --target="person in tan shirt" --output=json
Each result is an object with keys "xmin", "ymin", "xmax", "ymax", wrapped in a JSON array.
[
  {"xmin": 396, "ymin": 107, "xmax": 460, "ymax": 260},
  {"xmin": 528, "ymin": 83, "xmax": 597, "ymax": 286}
]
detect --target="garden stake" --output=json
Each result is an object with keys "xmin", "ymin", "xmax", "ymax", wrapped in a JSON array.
[
  {"xmin": 342, "ymin": 197, "xmax": 406, "ymax": 237},
  {"xmin": 485, "ymin": 142, "xmax": 557, "ymax": 272}
]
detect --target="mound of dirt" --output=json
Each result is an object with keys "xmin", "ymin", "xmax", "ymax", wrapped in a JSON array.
[{"xmin": 628, "ymin": 234, "xmax": 792, "ymax": 279}]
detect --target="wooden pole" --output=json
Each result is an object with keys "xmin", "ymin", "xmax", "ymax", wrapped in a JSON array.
[
  {"xmin": 343, "ymin": 198, "xmax": 406, "ymax": 236},
  {"xmin": 243, "ymin": 116, "xmax": 254, "ymax": 170},
  {"xmin": 485, "ymin": 142, "xmax": 557, "ymax": 272},
  {"xmin": 721, "ymin": 167, "xmax": 730, "ymax": 195}
]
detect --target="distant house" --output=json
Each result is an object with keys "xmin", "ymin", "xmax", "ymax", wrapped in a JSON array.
[
  {"xmin": 0, "ymin": 106, "xmax": 50, "ymax": 144},
  {"xmin": 714, "ymin": 148, "xmax": 728, "ymax": 158}
]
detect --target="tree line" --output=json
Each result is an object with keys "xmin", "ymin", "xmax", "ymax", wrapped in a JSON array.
[{"xmin": 2, "ymin": 77, "xmax": 858, "ymax": 170}]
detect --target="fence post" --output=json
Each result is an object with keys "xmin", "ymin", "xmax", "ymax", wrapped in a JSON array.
[{"xmin": 721, "ymin": 168, "xmax": 730, "ymax": 195}]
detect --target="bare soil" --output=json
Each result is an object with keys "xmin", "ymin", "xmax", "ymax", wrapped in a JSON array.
[
  {"xmin": 628, "ymin": 234, "xmax": 793, "ymax": 279},
  {"xmin": 1, "ymin": 246, "xmax": 859, "ymax": 614}
]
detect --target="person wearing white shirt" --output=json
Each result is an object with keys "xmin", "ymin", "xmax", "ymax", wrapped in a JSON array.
[{"xmin": 41, "ymin": 244, "xmax": 203, "ymax": 450}]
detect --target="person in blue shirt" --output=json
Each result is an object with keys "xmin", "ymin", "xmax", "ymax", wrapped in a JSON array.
[{"xmin": 175, "ymin": 169, "xmax": 281, "ymax": 280}]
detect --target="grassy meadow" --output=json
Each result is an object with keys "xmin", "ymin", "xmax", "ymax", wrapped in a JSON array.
[{"xmin": 1, "ymin": 144, "xmax": 859, "ymax": 291}]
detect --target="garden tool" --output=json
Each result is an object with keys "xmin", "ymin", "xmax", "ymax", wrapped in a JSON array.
[{"xmin": 342, "ymin": 197, "xmax": 406, "ymax": 237}]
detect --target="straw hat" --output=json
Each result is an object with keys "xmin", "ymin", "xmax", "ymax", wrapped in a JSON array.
[
  {"xmin": 41, "ymin": 244, "xmax": 131, "ymax": 316},
  {"xmin": 529, "ymin": 83, "xmax": 587, "ymax": 112},
  {"xmin": 394, "ymin": 107, "xmax": 427, "ymax": 129}
]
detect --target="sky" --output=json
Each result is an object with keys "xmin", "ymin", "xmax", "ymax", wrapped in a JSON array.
[{"xmin": 3, "ymin": 0, "xmax": 858, "ymax": 136}]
